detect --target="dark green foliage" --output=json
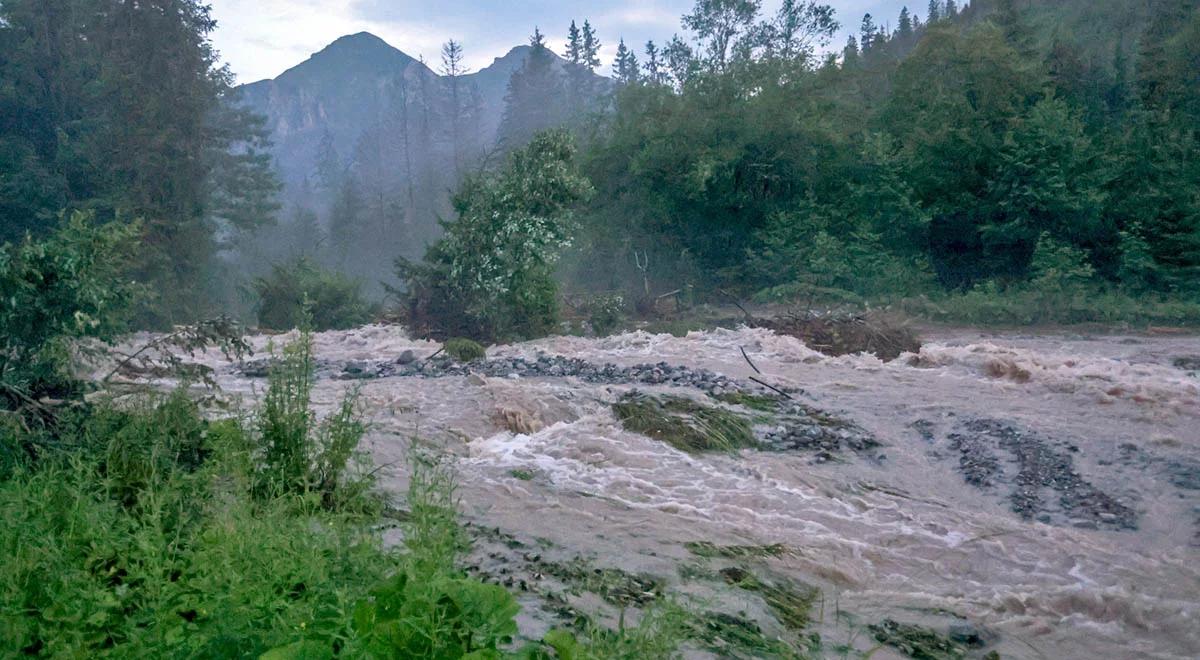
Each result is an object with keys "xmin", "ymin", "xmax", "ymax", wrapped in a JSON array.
[
  {"xmin": 613, "ymin": 392, "xmax": 756, "ymax": 453},
  {"xmin": 396, "ymin": 130, "xmax": 592, "ymax": 342},
  {"xmin": 443, "ymin": 338, "xmax": 487, "ymax": 362},
  {"xmin": 718, "ymin": 567, "xmax": 820, "ymax": 633},
  {"xmin": 0, "ymin": 212, "xmax": 139, "ymax": 411},
  {"xmin": 582, "ymin": 293, "xmax": 627, "ymax": 336},
  {"xmin": 0, "ymin": 394, "xmax": 391, "ymax": 658},
  {"xmin": 568, "ymin": 0, "xmax": 1200, "ymax": 326},
  {"xmin": 254, "ymin": 257, "xmax": 374, "ymax": 331},
  {"xmin": 868, "ymin": 619, "xmax": 966, "ymax": 660},
  {"xmin": 256, "ymin": 328, "xmax": 372, "ymax": 510},
  {"xmin": 498, "ymin": 30, "xmax": 568, "ymax": 149},
  {"xmin": 0, "ymin": 0, "xmax": 280, "ymax": 326}
]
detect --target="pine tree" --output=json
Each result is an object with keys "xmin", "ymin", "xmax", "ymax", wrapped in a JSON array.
[
  {"xmin": 860, "ymin": 14, "xmax": 877, "ymax": 52},
  {"xmin": 945, "ymin": 0, "xmax": 959, "ymax": 19},
  {"xmin": 843, "ymin": 34, "xmax": 860, "ymax": 68},
  {"xmin": 314, "ymin": 130, "xmax": 341, "ymax": 195},
  {"xmin": 565, "ymin": 20, "xmax": 583, "ymax": 64},
  {"xmin": 329, "ymin": 178, "xmax": 363, "ymax": 268},
  {"xmin": 994, "ymin": 0, "xmax": 1034, "ymax": 56},
  {"xmin": 440, "ymin": 40, "xmax": 467, "ymax": 176},
  {"xmin": 644, "ymin": 40, "xmax": 665, "ymax": 85},
  {"xmin": 927, "ymin": 0, "xmax": 942, "ymax": 23},
  {"xmin": 497, "ymin": 28, "xmax": 567, "ymax": 148},
  {"xmin": 613, "ymin": 39, "xmax": 640, "ymax": 85},
  {"xmin": 899, "ymin": 7, "xmax": 914, "ymax": 41},
  {"xmin": 582, "ymin": 21, "xmax": 602, "ymax": 71}
]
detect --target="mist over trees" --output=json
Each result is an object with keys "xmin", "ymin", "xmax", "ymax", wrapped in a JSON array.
[
  {"xmin": 557, "ymin": 0, "xmax": 1200, "ymax": 324},
  {"xmin": 2, "ymin": 0, "xmax": 1197, "ymax": 333},
  {"xmin": 0, "ymin": 0, "xmax": 278, "ymax": 326}
]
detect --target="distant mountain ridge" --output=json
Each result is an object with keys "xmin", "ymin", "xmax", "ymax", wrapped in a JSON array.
[{"xmin": 237, "ymin": 32, "xmax": 589, "ymax": 191}]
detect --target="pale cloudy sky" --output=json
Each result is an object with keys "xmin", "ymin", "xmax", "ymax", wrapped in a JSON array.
[{"xmin": 209, "ymin": 0, "xmax": 914, "ymax": 84}]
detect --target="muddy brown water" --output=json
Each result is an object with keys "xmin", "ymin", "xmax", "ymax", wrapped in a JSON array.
[{"xmin": 134, "ymin": 325, "xmax": 1200, "ymax": 659}]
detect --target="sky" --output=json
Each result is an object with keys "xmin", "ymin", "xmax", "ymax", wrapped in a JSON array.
[{"xmin": 209, "ymin": 0, "xmax": 914, "ymax": 84}]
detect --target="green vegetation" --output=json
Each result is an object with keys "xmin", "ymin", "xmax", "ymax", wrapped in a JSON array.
[
  {"xmin": 395, "ymin": 130, "xmax": 592, "ymax": 342},
  {"xmin": 582, "ymin": 293, "xmax": 627, "ymax": 336},
  {"xmin": 689, "ymin": 611, "xmax": 804, "ymax": 659},
  {"xmin": 253, "ymin": 258, "xmax": 375, "ymax": 331},
  {"xmin": 0, "ymin": 389, "xmax": 393, "ymax": 658},
  {"xmin": 0, "ymin": 0, "xmax": 279, "ymax": 326},
  {"xmin": 685, "ymin": 541, "xmax": 789, "ymax": 560},
  {"xmin": 256, "ymin": 326, "xmax": 373, "ymax": 510},
  {"xmin": 508, "ymin": 468, "xmax": 537, "ymax": 481},
  {"xmin": 712, "ymin": 392, "xmax": 784, "ymax": 413},
  {"xmin": 0, "ymin": 212, "xmax": 140, "ymax": 412},
  {"xmin": 718, "ymin": 567, "xmax": 820, "ymax": 634},
  {"xmin": 612, "ymin": 392, "xmax": 757, "ymax": 453},
  {"xmin": 562, "ymin": 0, "xmax": 1200, "ymax": 327},
  {"xmin": 444, "ymin": 338, "xmax": 488, "ymax": 362},
  {"xmin": 867, "ymin": 619, "xmax": 966, "ymax": 660}
]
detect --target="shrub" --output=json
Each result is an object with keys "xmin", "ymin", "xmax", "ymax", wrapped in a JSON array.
[
  {"xmin": 254, "ymin": 257, "xmax": 374, "ymax": 332},
  {"xmin": 0, "ymin": 211, "xmax": 139, "ymax": 411},
  {"xmin": 583, "ymin": 293, "xmax": 627, "ymax": 336},
  {"xmin": 395, "ymin": 130, "xmax": 593, "ymax": 342},
  {"xmin": 0, "ymin": 393, "xmax": 392, "ymax": 658},
  {"xmin": 613, "ymin": 392, "xmax": 757, "ymax": 454},
  {"xmin": 257, "ymin": 326, "xmax": 372, "ymax": 510},
  {"xmin": 443, "ymin": 338, "xmax": 486, "ymax": 363}
]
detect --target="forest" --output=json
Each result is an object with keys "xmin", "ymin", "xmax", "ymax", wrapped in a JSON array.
[{"xmin": 1, "ymin": 0, "xmax": 1199, "ymax": 658}]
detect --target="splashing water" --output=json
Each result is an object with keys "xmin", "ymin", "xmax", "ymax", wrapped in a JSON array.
[{"xmin": 155, "ymin": 324, "xmax": 1200, "ymax": 658}]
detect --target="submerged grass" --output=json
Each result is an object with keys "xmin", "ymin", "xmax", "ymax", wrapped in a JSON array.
[
  {"xmin": 613, "ymin": 392, "xmax": 756, "ymax": 453},
  {"xmin": 867, "ymin": 619, "xmax": 967, "ymax": 660},
  {"xmin": 685, "ymin": 541, "xmax": 789, "ymax": 559},
  {"xmin": 712, "ymin": 391, "xmax": 782, "ymax": 412},
  {"xmin": 719, "ymin": 567, "xmax": 820, "ymax": 633}
]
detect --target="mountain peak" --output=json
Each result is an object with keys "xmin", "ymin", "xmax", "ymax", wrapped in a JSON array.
[{"xmin": 317, "ymin": 31, "xmax": 410, "ymax": 61}]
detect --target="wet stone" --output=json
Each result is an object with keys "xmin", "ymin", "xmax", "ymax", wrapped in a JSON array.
[{"xmin": 946, "ymin": 419, "xmax": 1139, "ymax": 531}]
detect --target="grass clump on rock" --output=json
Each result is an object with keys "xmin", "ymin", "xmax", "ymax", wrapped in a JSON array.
[
  {"xmin": 613, "ymin": 392, "xmax": 756, "ymax": 453},
  {"xmin": 867, "ymin": 619, "xmax": 967, "ymax": 660},
  {"xmin": 719, "ymin": 567, "xmax": 820, "ymax": 633},
  {"xmin": 443, "ymin": 337, "xmax": 486, "ymax": 362}
]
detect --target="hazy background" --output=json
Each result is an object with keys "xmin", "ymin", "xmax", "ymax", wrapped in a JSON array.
[{"xmin": 209, "ymin": 0, "xmax": 912, "ymax": 83}]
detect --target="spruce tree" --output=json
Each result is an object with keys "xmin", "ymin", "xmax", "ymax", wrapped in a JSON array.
[
  {"xmin": 927, "ymin": 0, "xmax": 942, "ymax": 23},
  {"xmin": 497, "ymin": 29, "xmax": 566, "ymax": 148},
  {"xmin": 565, "ymin": 20, "xmax": 583, "ymax": 64},
  {"xmin": 582, "ymin": 21, "xmax": 602, "ymax": 71},
  {"xmin": 644, "ymin": 40, "xmax": 665, "ymax": 85},
  {"xmin": 860, "ymin": 14, "xmax": 877, "ymax": 53},
  {"xmin": 613, "ymin": 39, "xmax": 641, "ymax": 85},
  {"xmin": 843, "ymin": 34, "xmax": 860, "ymax": 68},
  {"xmin": 899, "ymin": 7, "xmax": 914, "ymax": 41},
  {"xmin": 945, "ymin": 0, "xmax": 959, "ymax": 20}
]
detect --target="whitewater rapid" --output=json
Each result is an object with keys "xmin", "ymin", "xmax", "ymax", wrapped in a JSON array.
[{"xmin": 154, "ymin": 324, "xmax": 1200, "ymax": 658}]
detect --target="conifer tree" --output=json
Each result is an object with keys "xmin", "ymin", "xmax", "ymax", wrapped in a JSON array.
[
  {"xmin": 613, "ymin": 39, "xmax": 641, "ymax": 85},
  {"xmin": 565, "ymin": 20, "xmax": 583, "ymax": 64},
  {"xmin": 927, "ymin": 0, "xmax": 942, "ymax": 23},
  {"xmin": 498, "ymin": 28, "xmax": 566, "ymax": 148},
  {"xmin": 899, "ymin": 7, "xmax": 914, "ymax": 41},
  {"xmin": 860, "ymin": 14, "xmax": 877, "ymax": 52},
  {"xmin": 644, "ymin": 40, "xmax": 665, "ymax": 85},
  {"xmin": 945, "ymin": 0, "xmax": 959, "ymax": 20},
  {"xmin": 582, "ymin": 21, "xmax": 602, "ymax": 71},
  {"xmin": 843, "ymin": 34, "xmax": 860, "ymax": 68}
]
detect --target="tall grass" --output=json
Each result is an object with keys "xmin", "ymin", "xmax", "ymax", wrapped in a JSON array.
[
  {"xmin": 256, "ymin": 326, "xmax": 373, "ymax": 510},
  {"xmin": 0, "ymin": 394, "xmax": 391, "ymax": 658},
  {"xmin": 2, "ymin": 329, "xmax": 694, "ymax": 658}
]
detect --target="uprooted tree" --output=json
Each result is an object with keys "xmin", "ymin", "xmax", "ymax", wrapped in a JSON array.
[{"xmin": 394, "ymin": 129, "xmax": 593, "ymax": 342}]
